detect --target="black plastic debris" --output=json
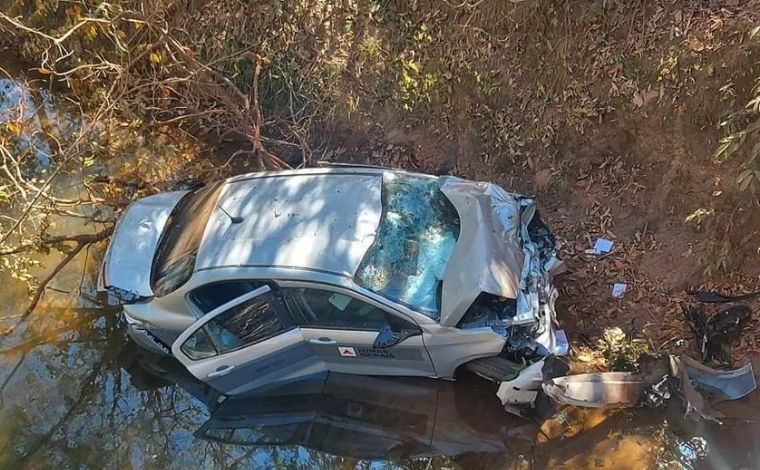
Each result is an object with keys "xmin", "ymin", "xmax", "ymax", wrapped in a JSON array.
[
  {"xmin": 642, "ymin": 375, "xmax": 672, "ymax": 409},
  {"xmin": 687, "ymin": 289, "xmax": 760, "ymax": 304},
  {"xmin": 682, "ymin": 303, "xmax": 751, "ymax": 362},
  {"xmin": 541, "ymin": 355, "xmax": 570, "ymax": 381}
]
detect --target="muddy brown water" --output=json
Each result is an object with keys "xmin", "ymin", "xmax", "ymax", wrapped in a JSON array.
[{"xmin": 0, "ymin": 76, "xmax": 759, "ymax": 470}]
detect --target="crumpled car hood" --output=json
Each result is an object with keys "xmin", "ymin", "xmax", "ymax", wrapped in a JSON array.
[
  {"xmin": 438, "ymin": 176, "xmax": 563, "ymax": 353},
  {"xmin": 438, "ymin": 177, "xmax": 524, "ymax": 326}
]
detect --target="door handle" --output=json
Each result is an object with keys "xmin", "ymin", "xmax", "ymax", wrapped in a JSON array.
[
  {"xmin": 308, "ymin": 337, "xmax": 337, "ymax": 345},
  {"xmin": 207, "ymin": 364, "xmax": 236, "ymax": 378}
]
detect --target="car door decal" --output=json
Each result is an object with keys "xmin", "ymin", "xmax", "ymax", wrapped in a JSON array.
[
  {"xmin": 338, "ymin": 347, "xmax": 357, "ymax": 357},
  {"xmin": 328, "ymin": 344, "xmax": 424, "ymax": 360},
  {"xmin": 355, "ymin": 348, "xmax": 395, "ymax": 359}
]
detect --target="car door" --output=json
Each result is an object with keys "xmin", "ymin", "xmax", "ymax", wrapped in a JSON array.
[
  {"xmin": 172, "ymin": 285, "xmax": 327, "ymax": 395},
  {"xmin": 279, "ymin": 283, "xmax": 436, "ymax": 377}
]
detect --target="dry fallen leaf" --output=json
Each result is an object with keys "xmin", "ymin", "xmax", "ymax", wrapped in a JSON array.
[
  {"xmin": 5, "ymin": 122, "xmax": 22, "ymax": 135},
  {"xmin": 688, "ymin": 36, "xmax": 705, "ymax": 52},
  {"xmin": 641, "ymin": 90, "xmax": 659, "ymax": 106},
  {"xmin": 633, "ymin": 92, "xmax": 644, "ymax": 108}
]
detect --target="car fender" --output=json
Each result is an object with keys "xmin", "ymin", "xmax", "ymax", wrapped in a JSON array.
[{"xmin": 422, "ymin": 326, "xmax": 506, "ymax": 378}]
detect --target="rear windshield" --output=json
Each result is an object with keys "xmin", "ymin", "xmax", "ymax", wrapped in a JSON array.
[
  {"xmin": 354, "ymin": 174, "xmax": 460, "ymax": 319},
  {"xmin": 151, "ymin": 182, "xmax": 224, "ymax": 296}
]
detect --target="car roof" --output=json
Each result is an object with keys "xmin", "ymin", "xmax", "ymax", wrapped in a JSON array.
[{"xmin": 194, "ymin": 167, "xmax": 387, "ymax": 279}]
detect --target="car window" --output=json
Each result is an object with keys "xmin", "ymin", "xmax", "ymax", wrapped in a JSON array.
[
  {"xmin": 188, "ymin": 280, "xmax": 266, "ymax": 314},
  {"xmin": 182, "ymin": 295, "xmax": 285, "ymax": 359},
  {"xmin": 181, "ymin": 327, "xmax": 217, "ymax": 360},
  {"xmin": 284, "ymin": 287, "xmax": 416, "ymax": 331}
]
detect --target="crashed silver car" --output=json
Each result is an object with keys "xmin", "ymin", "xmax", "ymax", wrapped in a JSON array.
[{"xmin": 98, "ymin": 167, "xmax": 563, "ymax": 395}]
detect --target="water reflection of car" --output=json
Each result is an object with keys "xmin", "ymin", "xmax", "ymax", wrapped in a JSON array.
[
  {"xmin": 199, "ymin": 374, "xmax": 514, "ymax": 460},
  {"xmin": 122, "ymin": 347, "xmax": 518, "ymax": 461},
  {"xmin": 99, "ymin": 167, "xmax": 562, "ymax": 395}
]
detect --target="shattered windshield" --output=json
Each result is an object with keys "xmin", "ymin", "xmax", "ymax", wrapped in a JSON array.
[{"xmin": 355, "ymin": 173, "xmax": 460, "ymax": 319}]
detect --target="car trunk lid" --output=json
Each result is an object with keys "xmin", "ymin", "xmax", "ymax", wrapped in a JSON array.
[{"xmin": 99, "ymin": 191, "xmax": 187, "ymax": 299}]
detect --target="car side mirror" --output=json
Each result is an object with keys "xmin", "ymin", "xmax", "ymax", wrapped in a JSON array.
[{"xmin": 372, "ymin": 323, "xmax": 420, "ymax": 349}]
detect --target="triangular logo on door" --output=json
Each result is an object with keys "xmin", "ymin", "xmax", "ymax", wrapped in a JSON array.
[{"xmin": 338, "ymin": 346, "xmax": 357, "ymax": 357}]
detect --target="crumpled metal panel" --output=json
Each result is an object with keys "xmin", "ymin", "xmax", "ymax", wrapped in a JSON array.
[
  {"xmin": 671, "ymin": 355, "xmax": 756, "ymax": 422},
  {"xmin": 542, "ymin": 357, "xmax": 671, "ymax": 408},
  {"xmin": 543, "ymin": 372, "xmax": 655, "ymax": 408},
  {"xmin": 679, "ymin": 355, "xmax": 756, "ymax": 403},
  {"xmin": 439, "ymin": 176, "xmax": 563, "ymax": 354},
  {"xmin": 439, "ymin": 177, "xmax": 524, "ymax": 327}
]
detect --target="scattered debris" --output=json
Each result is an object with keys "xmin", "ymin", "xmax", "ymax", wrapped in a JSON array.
[
  {"xmin": 544, "ymin": 372, "xmax": 650, "ymax": 408},
  {"xmin": 682, "ymin": 303, "xmax": 751, "ymax": 361},
  {"xmin": 670, "ymin": 355, "xmax": 718, "ymax": 422},
  {"xmin": 499, "ymin": 351, "xmax": 755, "ymax": 431},
  {"xmin": 490, "ymin": 238, "xmax": 756, "ymax": 433},
  {"xmin": 593, "ymin": 238, "xmax": 614, "ymax": 254},
  {"xmin": 642, "ymin": 375, "xmax": 672, "ymax": 408},
  {"xmin": 612, "ymin": 283, "xmax": 627, "ymax": 298},
  {"xmin": 497, "ymin": 356, "xmax": 569, "ymax": 406},
  {"xmin": 497, "ymin": 360, "xmax": 546, "ymax": 404},
  {"xmin": 542, "ymin": 357, "xmax": 670, "ymax": 408},
  {"xmin": 584, "ymin": 237, "xmax": 614, "ymax": 259}
]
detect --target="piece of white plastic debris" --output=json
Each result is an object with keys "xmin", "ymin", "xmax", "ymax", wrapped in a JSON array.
[
  {"xmin": 555, "ymin": 329, "xmax": 569, "ymax": 356},
  {"xmin": 593, "ymin": 237, "xmax": 614, "ymax": 254},
  {"xmin": 612, "ymin": 283, "xmax": 627, "ymax": 298},
  {"xmin": 501, "ymin": 389, "xmax": 539, "ymax": 405},
  {"xmin": 496, "ymin": 360, "xmax": 546, "ymax": 406}
]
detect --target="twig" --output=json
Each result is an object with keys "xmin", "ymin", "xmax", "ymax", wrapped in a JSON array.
[
  {"xmin": 0, "ymin": 226, "xmax": 113, "ymax": 256},
  {"xmin": 20, "ymin": 244, "xmax": 85, "ymax": 320},
  {"xmin": 1, "ymin": 226, "xmax": 114, "ymax": 336},
  {"xmin": 250, "ymin": 53, "xmax": 265, "ymax": 169},
  {"xmin": 0, "ymin": 13, "xmax": 111, "ymax": 45}
]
